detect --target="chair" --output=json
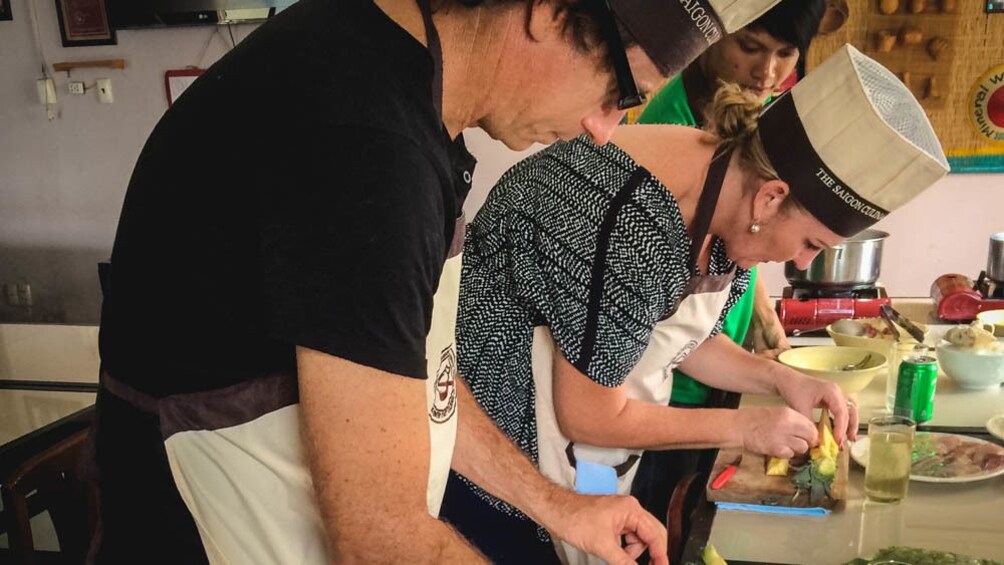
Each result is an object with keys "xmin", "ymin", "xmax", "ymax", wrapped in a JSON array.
[
  {"xmin": 666, "ymin": 471, "xmax": 707, "ymax": 564},
  {"xmin": 0, "ymin": 407, "xmax": 96, "ymax": 565}
]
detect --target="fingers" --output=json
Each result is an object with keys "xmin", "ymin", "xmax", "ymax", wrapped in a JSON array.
[
  {"xmin": 846, "ymin": 399, "xmax": 860, "ymax": 441},
  {"xmin": 627, "ymin": 502, "xmax": 668, "ymax": 565},
  {"xmin": 827, "ymin": 387, "xmax": 850, "ymax": 446}
]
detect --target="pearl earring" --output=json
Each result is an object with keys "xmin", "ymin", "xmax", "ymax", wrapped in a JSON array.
[{"xmin": 749, "ymin": 221, "xmax": 761, "ymax": 234}]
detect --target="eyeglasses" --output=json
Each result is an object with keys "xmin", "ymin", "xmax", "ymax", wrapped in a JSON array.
[{"xmin": 595, "ymin": 0, "xmax": 645, "ymax": 110}]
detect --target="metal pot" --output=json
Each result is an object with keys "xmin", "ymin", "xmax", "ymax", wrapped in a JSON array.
[
  {"xmin": 784, "ymin": 229, "xmax": 889, "ymax": 288},
  {"xmin": 988, "ymin": 232, "xmax": 1004, "ymax": 283}
]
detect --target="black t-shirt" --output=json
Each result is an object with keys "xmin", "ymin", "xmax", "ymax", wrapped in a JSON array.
[{"xmin": 99, "ymin": 0, "xmax": 475, "ymax": 397}]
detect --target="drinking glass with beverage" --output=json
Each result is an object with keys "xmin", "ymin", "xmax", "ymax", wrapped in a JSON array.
[{"xmin": 865, "ymin": 414, "xmax": 915, "ymax": 503}]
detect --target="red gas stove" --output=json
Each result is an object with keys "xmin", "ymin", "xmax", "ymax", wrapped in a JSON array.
[
  {"xmin": 931, "ymin": 271, "xmax": 1004, "ymax": 321},
  {"xmin": 778, "ymin": 285, "xmax": 892, "ymax": 334}
]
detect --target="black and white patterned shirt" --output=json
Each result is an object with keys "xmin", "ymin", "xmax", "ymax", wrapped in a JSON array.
[{"xmin": 457, "ymin": 136, "xmax": 749, "ymax": 517}]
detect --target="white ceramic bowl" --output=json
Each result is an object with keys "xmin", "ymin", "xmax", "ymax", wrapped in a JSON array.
[{"xmin": 936, "ymin": 340, "xmax": 1004, "ymax": 390}]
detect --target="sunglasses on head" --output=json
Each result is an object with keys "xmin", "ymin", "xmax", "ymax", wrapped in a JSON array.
[{"xmin": 594, "ymin": 0, "xmax": 645, "ymax": 110}]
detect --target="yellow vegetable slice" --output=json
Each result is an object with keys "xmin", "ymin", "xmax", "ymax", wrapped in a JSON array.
[
  {"xmin": 766, "ymin": 457, "xmax": 789, "ymax": 476},
  {"xmin": 702, "ymin": 544, "xmax": 728, "ymax": 565}
]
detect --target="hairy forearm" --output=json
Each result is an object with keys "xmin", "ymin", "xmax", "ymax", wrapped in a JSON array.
[
  {"xmin": 296, "ymin": 348, "xmax": 488, "ymax": 564},
  {"xmin": 306, "ymin": 442, "xmax": 488, "ymax": 564},
  {"xmin": 451, "ymin": 377, "xmax": 572, "ymax": 530},
  {"xmin": 677, "ymin": 334, "xmax": 785, "ymax": 394}
]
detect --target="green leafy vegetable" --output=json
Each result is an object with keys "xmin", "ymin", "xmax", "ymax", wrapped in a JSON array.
[{"xmin": 843, "ymin": 546, "xmax": 1002, "ymax": 565}]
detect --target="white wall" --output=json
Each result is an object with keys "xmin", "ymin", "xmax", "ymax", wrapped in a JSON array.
[
  {"xmin": 0, "ymin": 0, "xmax": 1001, "ymax": 324},
  {"xmin": 463, "ymin": 129, "xmax": 1004, "ymax": 298},
  {"xmin": 0, "ymin": 0, "xmax": 253, "ymax": 323}
]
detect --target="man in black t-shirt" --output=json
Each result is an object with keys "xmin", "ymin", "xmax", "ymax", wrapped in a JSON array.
[{"xmin": 92, "ymin": 0, "xmax": 782, "ymax": 563}]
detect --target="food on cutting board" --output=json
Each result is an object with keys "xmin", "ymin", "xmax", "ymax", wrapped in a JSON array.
[
  {"xmin": 944, "ymin": 322, "xmax": 1004, "ymax": 351},
  {"xmin": 765, "ymin": 411, "xmax": 839, "ymax": 504},
  {"xmin": 908, "ymin": 0, "xmax": 925, "ymax": 13},
  {"xmin": 844, "ymin": 546, "xmax": 1002, "ymax": 565},
  {"xmin": 911, "ymin": 433, "xmax": 1004, "ymax": 478}
]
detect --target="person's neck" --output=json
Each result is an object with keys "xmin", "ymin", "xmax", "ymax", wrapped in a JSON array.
[
  {"xmin": 705, "ymin": 150, "xmax": 748, "ymax": 241},
  {"xmin": 373, "ymin": 0, "xmax": 510, "ymax": 140},
  {"xmin": 435, "ymin": 5, "xmax": 511, "ymax": 139}
]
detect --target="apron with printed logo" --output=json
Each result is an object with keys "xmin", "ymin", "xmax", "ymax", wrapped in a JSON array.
[
  {"xmin": 90, "ymin": 1, "xmax": 462, "ymax": 562},
  {"xmin": 533, "ymin": 147, "xmax": 736, "ymax": 565}
]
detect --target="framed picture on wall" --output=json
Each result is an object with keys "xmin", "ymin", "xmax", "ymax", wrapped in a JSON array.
[
  {"xmin": 0, "ymin": 0, "xmax": 12, "ymax": 22},
  {"xmin": 55, "ymin": 0, "xmax": 117, "ymax": 47}
]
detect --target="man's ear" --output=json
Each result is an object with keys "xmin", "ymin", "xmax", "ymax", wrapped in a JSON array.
[
  {"xmin": 753, "ymin": 178, "xmax": 791, "ymax": 223},
  {"xmin": 525, "ymin": 0, "xmax": 565, "ymax": 43}
]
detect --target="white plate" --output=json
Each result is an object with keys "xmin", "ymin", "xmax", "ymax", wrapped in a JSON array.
[
  {"xmin": 850, "ymin": 432, "xmax": 1004, "ymax": 484},
  {"xmin": 988, "ymin": 414, "xmax": 1004, "ymax": 441}
]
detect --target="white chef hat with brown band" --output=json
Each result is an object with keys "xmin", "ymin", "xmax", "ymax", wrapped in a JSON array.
[
  {"xmin": 610, "ymin": 0, "xmax": 783, "ymax": 76},
  {"xmin": 757, "ymin": 44, "xmax": 950, "ymax": 238}
]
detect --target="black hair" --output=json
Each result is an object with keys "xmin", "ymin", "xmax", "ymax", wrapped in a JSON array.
[
  {"xmin": 747, "ymin": 0, "xmax": 826, "ymax": 54},
  {"xmin": 444, "ymin": 0, "xmax": 637, "ymax": 58}
]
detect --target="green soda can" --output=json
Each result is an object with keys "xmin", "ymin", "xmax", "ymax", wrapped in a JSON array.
[{"xmin": 893, "ymin": 354, "xmax": 939, "ymax": 423}]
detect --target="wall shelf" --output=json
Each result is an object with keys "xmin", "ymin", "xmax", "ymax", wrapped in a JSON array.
[{"xmin": 52, "ymin": 59, "xmax": 126, "ymax": 74}]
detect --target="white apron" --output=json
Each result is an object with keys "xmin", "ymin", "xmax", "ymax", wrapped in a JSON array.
[
  {"xmin": 533, "ymin": 147, "xmax": 737, "ymax": 565},
  {"xmin": 155, "ymin": 250, "xmax": 462, "ymax": 565}
]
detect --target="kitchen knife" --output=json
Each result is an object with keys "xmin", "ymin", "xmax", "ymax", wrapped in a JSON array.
[{"xmin": 710, "ymin": 455, "xmax": 742, "ymax": 490}]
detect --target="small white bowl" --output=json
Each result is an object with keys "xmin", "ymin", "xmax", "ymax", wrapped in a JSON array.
[{"xmin": 936, "ymin": 340, "xmax": 1004, "ymax": 390}]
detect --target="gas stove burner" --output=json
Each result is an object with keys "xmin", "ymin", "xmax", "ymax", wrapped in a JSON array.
[
  {"xmin": 778, "ymin": 285, "xmax": 891, "ymax": 334},
  {"xmin": 786, "ymin": 285, "xmax": 886, "ymax": 300}
]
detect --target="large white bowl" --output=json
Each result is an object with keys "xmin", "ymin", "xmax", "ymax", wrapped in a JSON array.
[
  {"xmin": 936, "ymin": 340, "xmax": 1004, "ymax": 390},
  {"xmin": 778, "ymin": 346, "xmax": 888, "ymax": 394}
]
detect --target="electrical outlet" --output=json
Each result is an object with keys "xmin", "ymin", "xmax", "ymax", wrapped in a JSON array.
[
  {"xmin": 69, "ymin": 81, "xmax": 86, "ymax": 95},
  {"xmin": 2, "ymin": 283, "xmax": 33, "ymax": 307},
  {"xmin": 96, "ymin": 78, "xmax": 114, "ymax": 104}
]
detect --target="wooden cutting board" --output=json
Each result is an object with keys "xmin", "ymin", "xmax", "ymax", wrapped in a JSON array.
[{"xmin": 705, "ymin": 447, "xmax": 849, "ymax": 509}]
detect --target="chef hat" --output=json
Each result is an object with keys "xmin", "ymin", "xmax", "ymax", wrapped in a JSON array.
[
  {"xmin": 610, "ymin": 0, "xmax": 782, "ymax": 76},
  {"xmin": 757, "ymin": 44, "xmax": 949, "ymax": 237}
]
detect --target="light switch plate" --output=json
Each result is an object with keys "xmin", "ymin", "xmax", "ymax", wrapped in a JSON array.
[{"xmin": 96, "ymin": 78, "xmax": 114, "ymax": 104}]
